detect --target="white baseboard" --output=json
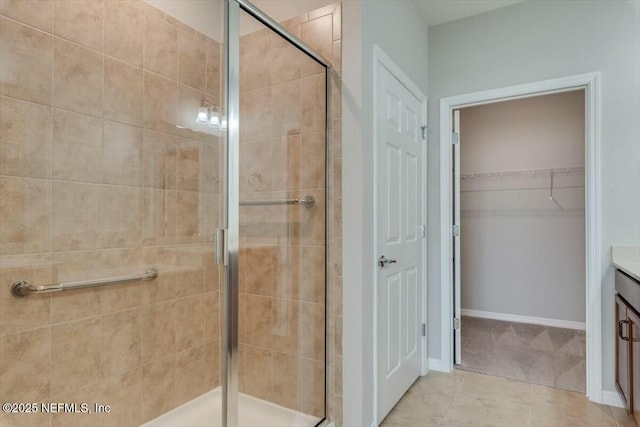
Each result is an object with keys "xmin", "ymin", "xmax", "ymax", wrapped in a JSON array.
[
  {"xmin": 427, "ymin": 357, "xmax": 450, "ymax": 373},
  {"xmin": 460, "ymin": 309, "xmax": 586, "ymax": 331},
  {"xmin": 601, "ymin": 390, "xmax": 624, "ymax": 408}
]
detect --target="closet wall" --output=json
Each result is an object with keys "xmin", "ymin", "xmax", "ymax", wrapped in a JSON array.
[{"xmin": 460, "ymin": 90, "xmax": 586, "ymax": 324}]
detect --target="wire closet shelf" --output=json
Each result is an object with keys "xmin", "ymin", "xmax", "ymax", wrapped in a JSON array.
[{"xmin": 460, "ymin": 166, "xmax": 585, "ymax": 194}]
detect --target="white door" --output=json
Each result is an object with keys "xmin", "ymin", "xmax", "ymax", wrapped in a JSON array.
[
  {"xmin": 453, "ymin": 110, "xmax": 462, "ymax": 365},
  {"xmin": 375, "ymin": 53, "xmax": 426, "ymax": 423}
]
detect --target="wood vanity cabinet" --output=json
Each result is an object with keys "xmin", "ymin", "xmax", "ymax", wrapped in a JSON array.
[
  {"xmin": 615, "ymin": 270, "xmax": 640, "ymax": 424},
  {"xmin": 616, "ymin": 294, "xmax": 631, "ymax": 410},
  {"xmin": 629, "ymin": 309, "xmax": 640, "ymax": 424}
]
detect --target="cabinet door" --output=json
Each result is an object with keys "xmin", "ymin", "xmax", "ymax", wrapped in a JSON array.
[
  {"xmin": 617, "ymin": 294, "xmax": 631, "ymax": 410},
  {"xmin": 629, "ymin": 309, "xmax": 640, "ymax": 422}
]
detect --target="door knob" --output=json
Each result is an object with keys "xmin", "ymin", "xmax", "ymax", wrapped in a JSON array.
[{"xmin": 379, "ymin": 255, "xmax": 397, "ymax": 268}]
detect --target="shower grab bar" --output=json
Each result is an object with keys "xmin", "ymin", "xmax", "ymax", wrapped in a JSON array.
[
  {"xmin": 239, "ymin": 196, "xmax": 315, "ymax": 208},
  {"xmin": 10, "ymin": 268, "xmax": 159, "ymax": 297}
]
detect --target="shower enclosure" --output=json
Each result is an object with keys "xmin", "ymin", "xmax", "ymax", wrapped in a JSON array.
[
  {"xmin": 222, "ymin": 1, "xmax": 330, "ymax": 426},
  {"xmin": 0, "ymin": 0, "xmax": 334, "ymax": 426}
]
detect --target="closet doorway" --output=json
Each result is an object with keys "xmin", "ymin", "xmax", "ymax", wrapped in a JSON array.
[
  {"xmin": 438, "ymin": 73, "xmax": 601, "ymax": 399},
  {"xmin": 453, "ymin": 90, "xmax": 586, "ymax": 392}
]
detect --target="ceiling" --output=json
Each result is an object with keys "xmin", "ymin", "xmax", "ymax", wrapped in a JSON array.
[{"xmin": 412, "ymin": 0, "xmax": 526, "ymax": 27}]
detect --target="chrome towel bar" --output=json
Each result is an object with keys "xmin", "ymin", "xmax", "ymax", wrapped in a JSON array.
[
  {"xmin": 11, "ymin": 268, "xmax": 159, "ymax": 297},
  {"xmin": 239, "ymin": 196, "xmax": 315, "ymax": 208}
]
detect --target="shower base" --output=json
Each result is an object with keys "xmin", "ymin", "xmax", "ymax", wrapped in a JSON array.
[{"xmin": 141, "ymin": 387, "xmax": 319, "ymax": 427}]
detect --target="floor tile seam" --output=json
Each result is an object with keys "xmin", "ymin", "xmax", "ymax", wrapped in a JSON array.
[
  {"xmin": 455, "ymin": 388, "xmax": 531, "ymax": 406},
  {"xmin": 438, "ymin": 390, "xmax": 460, "ymax": 426}
]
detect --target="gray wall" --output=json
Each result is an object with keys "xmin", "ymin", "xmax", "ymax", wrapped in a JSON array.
[
  {"xmin": 342, "ymin": 0, "xmax": 429, "ymax": 425},
  {"xmin": 460, "ymin": 91, "xmax": 586, "ymax": 323},
  {"xmin": 428, "ymin": 0, "xmax": 640, "ymax": 394}
]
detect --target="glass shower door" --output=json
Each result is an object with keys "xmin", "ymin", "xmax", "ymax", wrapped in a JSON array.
[{"xmin": 222, "ymin": 1, "xmax": 329, "ymax": 425}]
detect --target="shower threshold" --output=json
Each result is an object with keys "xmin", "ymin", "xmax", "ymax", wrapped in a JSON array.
[{"xmin": 141, "ymin": 387, "xmax": 319, "ymax": 427}]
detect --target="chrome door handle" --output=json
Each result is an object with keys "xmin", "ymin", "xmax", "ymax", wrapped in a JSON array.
[{"xmin": 379, "ymin": 255, "xmax": 397, "ymax": 268}]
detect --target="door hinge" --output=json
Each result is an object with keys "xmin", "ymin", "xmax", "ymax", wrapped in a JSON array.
[
  {"xmin": 421, "ymin": 125, "xmax": 428, "ymax": 140},
  {"xmin": 420, "ymin": 224, "xmax": 426, "ymax": 238},
  {"xmin": 454, "ymin": 317, "xmax": 461, "ymax": 330},
  {"xmin": 452, "ymin": 132, "xmax": 460, "ymax": 145},
  {"xmin": 453, "ymin": 224, "xmax": 460, "ymax": 237},
  {"xmin": 215, "ymin": 228, "xmax": 228, "ymax": 266},
  {"xmin": 421, "ymin": 323, "xmax": 426, "ymax": 337}
]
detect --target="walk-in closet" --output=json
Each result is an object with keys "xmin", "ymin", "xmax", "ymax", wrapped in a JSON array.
[{"xmin": 454, "ymin": 89, "xmax": 587, "ymax": 392}]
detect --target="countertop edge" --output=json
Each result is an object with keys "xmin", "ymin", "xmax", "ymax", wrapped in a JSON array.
[{"xmin": 613, "ymin": 261, "xmax": 640, "ymax": 282}]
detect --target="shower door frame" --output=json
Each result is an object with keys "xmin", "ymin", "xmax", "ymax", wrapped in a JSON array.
[{"xmin": 221, "ymin": 1, "xmax": 333, "ymax": 426}]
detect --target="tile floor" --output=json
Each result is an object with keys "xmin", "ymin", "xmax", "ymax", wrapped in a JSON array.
[{"xmin": 380, "ymin": 370, "xmax": 635, "ymax": 427}]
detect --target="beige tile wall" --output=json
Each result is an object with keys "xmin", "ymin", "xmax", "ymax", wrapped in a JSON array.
[
  {"xmin": 0, "ymin": 1, "xmax": 223, "ymax": 426},
  {"xmin": 0, "ymin": 0, "xmax": 342, "ymax": 426},
  {"xmin": 237, "ymin": 3, "xmax": 342, "ymax": 423}
]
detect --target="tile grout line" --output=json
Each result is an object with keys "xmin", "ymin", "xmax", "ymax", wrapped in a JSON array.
[
  {"xmin": 99, "ymin": 3, "xmax": 107, "ymax": 421},
  {"xmin": 47, "ymin": 2, "xmax": 56, "ymax": 424}
]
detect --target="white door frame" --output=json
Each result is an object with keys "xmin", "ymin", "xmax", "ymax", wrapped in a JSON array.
[
  {"xmin": 438, "ymin": 72, "xmax": 602, "ymax": 402},
  {"xmin": 373, "ymin": 45, "xmax": 428, "ymax": 422}
]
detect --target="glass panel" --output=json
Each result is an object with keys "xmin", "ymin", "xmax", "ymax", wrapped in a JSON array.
[
  {"xmin": 236, "ymin": 8, "xmax": 327, "ymax": 427},
  {"xmin": 0, "ymin": 1, "xmax": 223, "ymax": 426}
]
